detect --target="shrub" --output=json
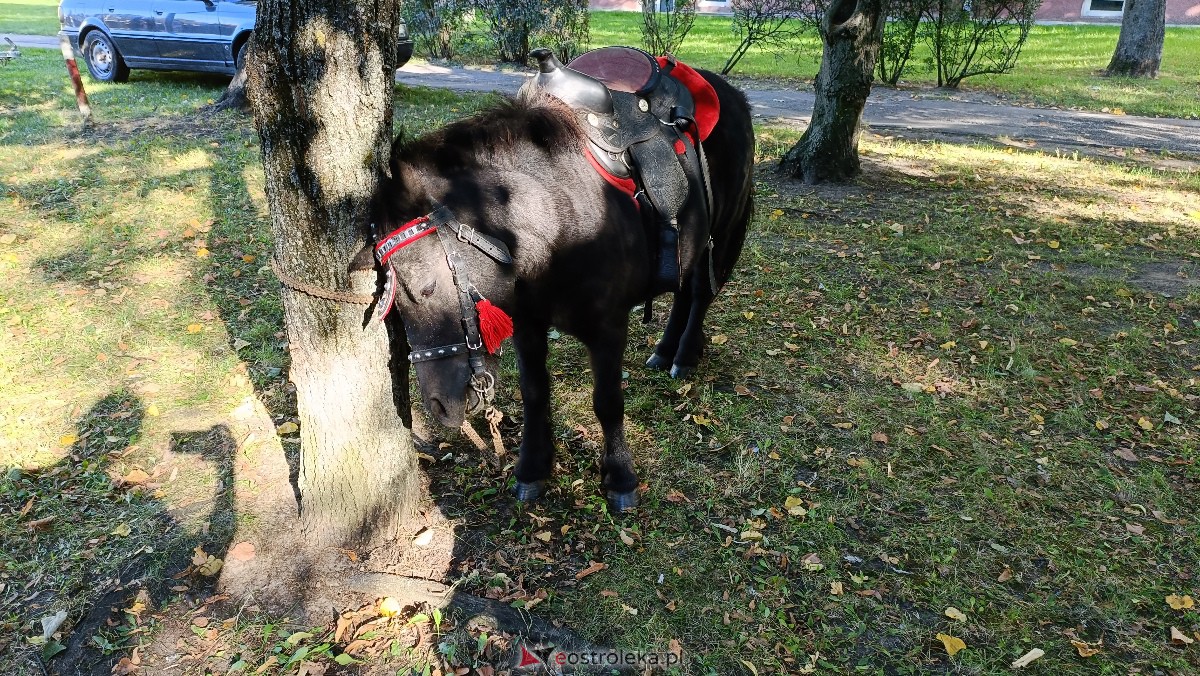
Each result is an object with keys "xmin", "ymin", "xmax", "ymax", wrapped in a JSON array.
[
  {"xmin": 723, "ymin": 0, "xmax": 810, "ymax": 75},
  {"xmin": 876, "ymin": 0, "xmax": 933, "ymax": 84},
  {"xmin": 477, "ymin": 0, "xmax": 590, "ymax": 64},
  {"xmin": 403, "ymin": 0, "xmax": 473, "ymax": 60},
  {"xmin": 641, "ymin": 0, "xmax": 698, "ymax": 56},
  {"xmin": 922, "ymin": 0, "xmax": 1042, "ymax": 87},
  {"xmin": 542, "ymin": 0, "xmax": 591, "ymax": 63}
]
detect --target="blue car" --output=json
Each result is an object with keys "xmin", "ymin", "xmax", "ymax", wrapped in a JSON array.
[{"xmin": 58, "ymin": 0, "xmax": 413, "ymax": 83}]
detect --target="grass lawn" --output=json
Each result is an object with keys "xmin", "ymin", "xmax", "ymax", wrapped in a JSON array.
[
  {"xmin": 592, "ymin": 12, "xmax": 1200, "ymax": 119},
  {"xmin": 3, "ymin": 47, "xmax": 1199, "ymax": 674},
  {"xmin": 0, "ymin": 0, "xmax": 59, "ymax": 36}
]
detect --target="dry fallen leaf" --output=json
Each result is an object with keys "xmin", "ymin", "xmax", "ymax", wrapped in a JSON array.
[
  {"xmin": 784, "ymin": 495, "xmax": 807, "ymax": 517},
  {"xmin": 186, "ymin": 323, "xmax": 203, "ymax": 334},
  {"xmin": 191, "ymin": 547, "xmax": 223, "ymax": 577},
  {"xmin": 1071, "ymin": 639, "xmax": 1101, "ymax": 657},
  {"xmin": 937, "ymin": 633, "xmax": 966, "ymax": 657},
  {"xmin": 576, "ymin": 561, "xmax": 607, "ymax": 580},
  {"xmin": 1137, "ymin": 417, "xmax": 1154, "ymax": 431},
  {"xmin": 944, "ymin": 607, "xmax": 967, "ymax": 622},
  {"xmin": 1113, "ymin": 447, "xmax": 1138, "ymax": 462},
  {"xmin": 111, "ymin": 523, "xmax": 132, "ymax": 537},
  {"xmin": 378, "ymin": 597, "xmax": 403, "ymax": 617},
  {"xmin": 1011, "ymin": 648, "xmax": 1045, "ymax": 668},
  {"xmin": 618, "ymin": 530, "xmax": 635, "ymax": 546},
  {"xmin": 533, "ymin": 531, "xmax": 552, "ymax": 543},
  {"xmin": 119, "ymin": 469, "xmax": 151, "ymax": 487},
  {"xmin": 997, "ymin": 567, "xmax": 1013, "ymax": 583},
  {"xmin": 710, "ymin": 334, "xmax": 729, "ymax": 345},
  {"xmin": 1169, "ymin": 627, "xmax": 1194, "ymax": 645},
  {"xmin": 1125, "ymin": 522, "xmax": 1145, "ymax": 536},
  {"xmin": 227, "ymin": 541, "xmax": 256, "ymax": 562},
  {"xmin": 1166, "ymin": 594, "xmax": 1195, "ymax": 611},
  {"xmin": 275, "ymin": 421, "xmax": 299, "ymax": 435},
  {"xmin": 830, "ymin": 581, "xmax": 843, "ymax": 596},
  {"xmin": 871, "ymin": 431, "xmax": 889, "ymax": 444}
]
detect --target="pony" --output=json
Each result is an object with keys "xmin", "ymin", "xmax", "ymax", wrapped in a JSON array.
[{"xmin": 368, "ymin": 66, "xmax": 754, "ymax": 512}]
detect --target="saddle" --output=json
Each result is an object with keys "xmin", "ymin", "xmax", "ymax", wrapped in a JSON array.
[{"xmin": 527, "ymin": 47, "xmax": 717, "ymax": 296}]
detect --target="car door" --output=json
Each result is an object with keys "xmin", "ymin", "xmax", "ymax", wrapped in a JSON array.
[
  {"xmin": 97, "ymin": 0, "xmax": 160, "ymax": 62},
  {"xmin": 152, "ymin": 0, "xmax": 227, "ymax": 70}
]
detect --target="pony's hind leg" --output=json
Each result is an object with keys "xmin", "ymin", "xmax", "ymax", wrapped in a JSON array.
[
  {"xmin": 582, "ymin": 317, "xmax": 639, "ymax": 512},
  {"xmin": 664, "ymin": 270, "xmax": 716, "ymax": 379},
  {"xmin": 513, "ymin": 324, "xmax": 555, "ymax": 502},
  {"xmin": 646, "ymin": 283, "xmax": 695, "ymax": 373}
]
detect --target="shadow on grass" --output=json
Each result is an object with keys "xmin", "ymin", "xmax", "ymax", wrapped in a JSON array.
[{"xmin": 1, "ymin": 392, "xmax": 240, "ymax": 676}]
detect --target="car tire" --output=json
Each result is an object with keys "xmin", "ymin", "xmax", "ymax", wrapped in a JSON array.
[{"xmin": 82, "ymin": 31, "xmax": 130, "ymax": 83}]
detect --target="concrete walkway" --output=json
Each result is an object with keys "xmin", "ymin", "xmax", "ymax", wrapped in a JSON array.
[
  {"xmin": 9, "ymin": 33, "xmax": 1200, "ymax": 157},
  {"xmin": 396, "ymin": 62, "xmax": 1200, "ymax": 157}
]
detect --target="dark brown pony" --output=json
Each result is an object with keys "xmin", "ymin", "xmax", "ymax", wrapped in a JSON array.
[{"xmin": 371, "ymin": 70, "xmax": 753, "ymax": 511}]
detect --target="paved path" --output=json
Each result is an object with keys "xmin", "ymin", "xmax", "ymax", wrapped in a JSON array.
[
  {"xmin": 396, "ymin": 62, "xmax": 1200, "ymax": 157},
  {"xmin": 9, "ymin": 33, "xmax": 1200, "ymax": 157}
]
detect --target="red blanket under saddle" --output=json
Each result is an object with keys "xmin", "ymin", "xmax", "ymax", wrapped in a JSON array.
[{"xmin": 656, "ymin": 57, "xmax": 720, "ymax": 143}]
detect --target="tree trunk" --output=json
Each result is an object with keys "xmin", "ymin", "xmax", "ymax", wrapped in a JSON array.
[
  {"xmin": 1105, "ymin": 0, "xmax": 1166, "ymax": 78},
  {"xmin": 211, "ymin": 62, "xmax": 249, "ymax": 112},
  {"xmin": 779, "ymin": 0, "xmax": 884, "ymax": 184},
  {"xmin": 245, "ymin": 0, "xmax": 419, "ymax": 548}
]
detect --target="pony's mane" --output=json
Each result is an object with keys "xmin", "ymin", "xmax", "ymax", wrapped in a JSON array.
[{"xmin": 393, "ymin": 90, "xmax": 583, "ymax": 173}]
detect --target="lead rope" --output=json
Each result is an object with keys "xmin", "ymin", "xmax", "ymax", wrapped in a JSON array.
[
  {"xmin": 459, "ymin": 407, "xmax": 508, "ymax": 470},
  {"xmin": 270, "ymin": 256, "xmax": 375, "ymax": 305}
]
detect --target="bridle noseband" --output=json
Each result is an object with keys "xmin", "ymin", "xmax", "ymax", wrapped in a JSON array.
[{"xmin": 373, "ymin": 205, "xmax": 513, "ymax": 403}]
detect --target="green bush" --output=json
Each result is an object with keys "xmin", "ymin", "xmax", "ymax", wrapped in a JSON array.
[
  {"xmin": 404, "ymin": 0, "xmax": 473, "ymax": 60},
  {"xmin": 641, "ymin": 0, "xmax": 697, "ymax": 55},
  {"xmin": 922, "ymin": 0, "xmax": 1042, "ymax": 87},
  {"xmin": 476, "ymin": 0, "xmax": 590, "ymax": 64}
]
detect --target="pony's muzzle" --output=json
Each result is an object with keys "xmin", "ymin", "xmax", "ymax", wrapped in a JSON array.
[{"xmin": 428, "ymin": 395, "xmax": 465, "ymax": 428}]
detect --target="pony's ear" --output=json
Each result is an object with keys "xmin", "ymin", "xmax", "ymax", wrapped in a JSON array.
[{"xmin": 348, "ymin": 244, "xmax": 375, "ymax": 272}]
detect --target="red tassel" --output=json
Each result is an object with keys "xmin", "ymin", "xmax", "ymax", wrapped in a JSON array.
[{"xmin": 475, "ymin": 298, "xmax": 513, "ymax": 354}]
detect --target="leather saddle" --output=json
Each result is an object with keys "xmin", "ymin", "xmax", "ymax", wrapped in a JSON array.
[{"xmin": 527, "ymin": 46, "xmax": 712, "ymax": 296}]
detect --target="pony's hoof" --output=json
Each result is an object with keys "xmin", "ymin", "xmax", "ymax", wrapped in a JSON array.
[
  {"xmin": 646, "ymin": 353, "xmax": 671, "ymax": 371},
  {"xmin": 607, "ymin": 489, "xmax": 638, "ymax": 513},
  {"xmin": 669, "ymin": 364, "xmax": 695, "ymax": 379},
  {"xmin": 513, "ymin": 480, "xmax": 546, "ymax": 503}
]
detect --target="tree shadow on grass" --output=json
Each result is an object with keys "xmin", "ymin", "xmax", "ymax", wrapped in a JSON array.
[{"xmin": 0, "ymin": 391, "xmax": 241, "ymax": 675}]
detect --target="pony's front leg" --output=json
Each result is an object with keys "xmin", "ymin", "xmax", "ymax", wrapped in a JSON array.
[
  {"xmin": 583, "ymin": 318, "xmax": 639, "ymax": 512},
  {"xmin": 513, "ymin": 322, "xmax": 555, "ymax": 502}
]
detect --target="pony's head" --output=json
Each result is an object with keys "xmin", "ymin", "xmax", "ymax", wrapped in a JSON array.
[{"xmin": 360, "ymin": 95, "xmax": 581, "ymax": 428}]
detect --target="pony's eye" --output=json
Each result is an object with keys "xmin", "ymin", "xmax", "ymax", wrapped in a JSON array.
[{"xmin": 420, "ymin": 280, "xmax": 437, "ymax": 298}]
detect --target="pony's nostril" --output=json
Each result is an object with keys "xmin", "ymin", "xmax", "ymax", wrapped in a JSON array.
[{"xmin": 429, "ymin": 397, "xmax": 449, "ymax": 420}]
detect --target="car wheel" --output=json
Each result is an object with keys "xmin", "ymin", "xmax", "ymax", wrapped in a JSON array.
[{"xmin": 82, "ymin": 31, "xmax": 130, "ymax": 83}]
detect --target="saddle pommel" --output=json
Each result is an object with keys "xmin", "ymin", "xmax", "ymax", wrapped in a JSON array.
[{"xmin": 529, "ymin": 48, "xmax": 614, "ymax": 116}]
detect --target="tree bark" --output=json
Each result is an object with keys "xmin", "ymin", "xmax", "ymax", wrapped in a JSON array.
[
  {"xmin": 779, "ymin": 0, "xmax": 884, "ymax": 184},
  {"xmin": 245, "ymin": 0, "xmax": 419, "ymax": 548},
  {"xmin": 1105, "ymin": 0, "xmax": 1166, "ymax": 78}
]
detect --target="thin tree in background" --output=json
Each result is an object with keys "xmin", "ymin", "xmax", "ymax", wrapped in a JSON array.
[{"xmin": 642, "ymin": 0, "xmax": 698, "ymax": 55}]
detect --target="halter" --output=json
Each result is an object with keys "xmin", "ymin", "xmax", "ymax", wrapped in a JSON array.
[{"xmin": 374, "ymin": 205, "xmax": 514, "ymax": 403}]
